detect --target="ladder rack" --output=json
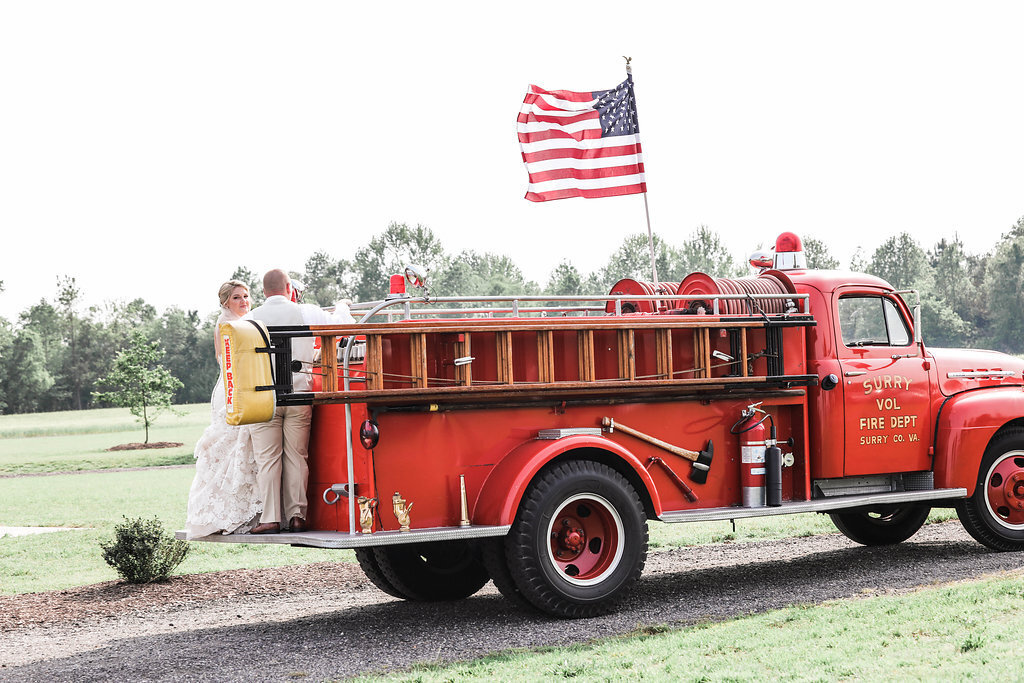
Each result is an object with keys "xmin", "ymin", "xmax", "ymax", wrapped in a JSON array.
[{"xmin": 272, "ymin": 310, "xmax": 817, "ymax": 408}]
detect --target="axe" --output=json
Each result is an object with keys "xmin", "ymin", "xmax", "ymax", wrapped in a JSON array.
[{"xmin": 601, "ymin": 417, "xmax": 714, "ymax": 484}]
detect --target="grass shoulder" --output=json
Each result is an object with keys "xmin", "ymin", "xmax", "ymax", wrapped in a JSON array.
[{"xmin": 356, "ymin": 571, "xmax": 1024, "ymax": 681}]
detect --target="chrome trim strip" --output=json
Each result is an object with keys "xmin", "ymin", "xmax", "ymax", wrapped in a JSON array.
[{"xmin": 946, "ymin": 370, "xmax": 1016, "ymax": 378}]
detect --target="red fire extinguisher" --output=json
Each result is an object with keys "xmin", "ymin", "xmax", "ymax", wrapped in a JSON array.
[
  {"xmin": 732, "ymin": 403, "xmax": 768, "ymax": 508},
  {"xmin": 732, "ymin": 403, "xmax": 784, "ymax": 508}
]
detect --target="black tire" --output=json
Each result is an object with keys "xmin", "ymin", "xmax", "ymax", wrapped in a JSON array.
[
  {"xmin": 956, "ymin": 429, "xmax": 1024, "ymax": 551},
  {"xmin": 370, "ymin": 540, "xmax": 489, "ymax": 601},
  {"xmin": 505, "ymin": 460, "xmax": 647, "ymax": 618},
  {"xmin": 480, "ymin": 537, "xmax": 530, "ymax": 607},
  {"xmin": 354, "ymin": 547, "xmax": 410, "ymax": 599},
  {"xmin": 829, "ymin": 504, "xmax": 931, "ymax": 546}
]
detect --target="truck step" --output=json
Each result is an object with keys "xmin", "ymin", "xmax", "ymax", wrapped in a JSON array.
[
  {"xmin": 175, "ymin": 524, "xmax": 511, "ymax": 549},
  {"xmin": 658, "ymin": 488, "xmax": 967, "ymax": 524}
]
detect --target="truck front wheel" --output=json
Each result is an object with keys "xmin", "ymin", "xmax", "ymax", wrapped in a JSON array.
[
  {"xmin": 828, "ymin": 504, "xmax": 930, "ymax": 545},
  {"xmin": 956, "ymin": 430, "xmax": 1024, "ymax": 551},
  {"xmin": 505, "ymin": 460, "xmax": 647, "ymax": 618},
  {"xmin": 369, "ymin": 540, "xmax": 489, "ymax": 601}
]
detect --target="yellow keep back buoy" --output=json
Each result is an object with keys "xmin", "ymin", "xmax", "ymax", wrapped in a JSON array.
[{"xmin": 220, "ymin": 320, "xmax": 276, "ymax": 425}]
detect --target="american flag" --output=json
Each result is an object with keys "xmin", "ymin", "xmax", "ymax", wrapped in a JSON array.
[{"xmin": 518, "ymin": 75, "xmax": 646, "ymax": 202}]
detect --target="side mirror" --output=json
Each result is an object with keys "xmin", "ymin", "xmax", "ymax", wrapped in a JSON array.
[{"xmin": 893, "ymin": 290, "xmax": 922, "ymax": 345}]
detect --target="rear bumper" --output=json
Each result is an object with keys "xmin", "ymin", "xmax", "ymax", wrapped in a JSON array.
[{"xmin": 175, "ymin": 524, "xmax": 510, "ymax": 549}]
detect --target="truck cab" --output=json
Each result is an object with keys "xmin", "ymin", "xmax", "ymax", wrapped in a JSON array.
[{"xmin": 793, "ymin": 271, "xmax": 934, "ymax": 479}]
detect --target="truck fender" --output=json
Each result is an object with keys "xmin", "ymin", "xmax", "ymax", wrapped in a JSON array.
[
  {"xmin": 933, "ymin": 387, "xmax": 1024, "ymax": 496},
  {"xmin": 472, "ymin": 434, "xmax": 663, "ymax": 527}
]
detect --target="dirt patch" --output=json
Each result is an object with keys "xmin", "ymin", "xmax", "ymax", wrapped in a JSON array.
[
  {"xmin": 0, "ymin": 562, "xmax": 362, "ymax": 632},
  {"xmin": 105, "ymin": 442, "xmax": 184, "ymax": 451}
]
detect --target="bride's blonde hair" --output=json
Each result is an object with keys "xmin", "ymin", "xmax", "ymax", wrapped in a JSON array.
[{"xmin": 218, "ymin": 280, "xmax": 250, "ymax": 308}]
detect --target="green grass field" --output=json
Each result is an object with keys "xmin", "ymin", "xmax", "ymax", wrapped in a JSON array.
[
  {"xmin": 0, "ymin": 403, "xmax": 210, "ymax": 473},
  {"xmin": 0, "ymin": 405, "xmax": 352, "ymax": 593},
  {"xmin": 0, "ymin": 404, "xmax": 207, "ymax": 438},
  {"xmin": 0, "ymin": 467, "xmax": 351, "ymax": 594}
]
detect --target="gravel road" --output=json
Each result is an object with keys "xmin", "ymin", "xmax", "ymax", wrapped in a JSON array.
[{"xmin": 3, "ymin": 521, "xmax": 1024, "ymax": 682}]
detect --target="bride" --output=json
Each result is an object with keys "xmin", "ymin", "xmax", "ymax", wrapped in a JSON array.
[{"xmin": 185, "ymin": 280, "xmax": 262, "ymax": 538}]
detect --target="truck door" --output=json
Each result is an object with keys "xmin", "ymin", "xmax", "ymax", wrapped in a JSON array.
[{"xmin": 835, "ymin": 291, "xmax": 932, "ymax": 476}]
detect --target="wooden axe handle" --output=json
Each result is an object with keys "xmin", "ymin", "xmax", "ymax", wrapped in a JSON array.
[
  {"xmin": 646, "ymin": 457, "xmax": 698, "ymax": 503},
  {"xmin": 602, "ymin": 417, "xmax": 700, "ymax": 462}
]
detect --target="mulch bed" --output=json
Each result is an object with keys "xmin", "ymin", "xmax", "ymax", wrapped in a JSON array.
[
  {"xmin": 106, "ymin": 442, "xmax": 184, "ymax": 451},
  {"xmin": 0, "ymin": 562, "xmax": 366, "ymax": 632}
]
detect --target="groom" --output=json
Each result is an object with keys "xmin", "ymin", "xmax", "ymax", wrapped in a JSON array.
[{"xmin": 248, "ymin": 268, "xmax": 354, "ymax": 534}]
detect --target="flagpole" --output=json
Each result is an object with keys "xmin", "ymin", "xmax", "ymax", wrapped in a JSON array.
[
  {"xmin": 642, "ymin": 191, "xmax": 659, "ymax": 288},
  {"xmin": 625, "ymin": 56, "xmax": 660, "ymax": 289}
]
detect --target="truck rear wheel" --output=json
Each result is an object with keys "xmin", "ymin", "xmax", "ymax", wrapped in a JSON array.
[
  {"xmin": 956, "ymin": 430, "xmax": 1024, "ymax": 551},
  {"xmin": 354, "ymin": 548, "xmax": 410, "ymax": 599},
  {"xmin": 370, "ymin": 540, "xmax": 489, "ymax": 601},
  {"xmin": 828, "ymin": 504, "xmax": 930, "ymax": 545},
  {"xmin": 480, "ymin": 537, "xmax": 529, "ymax": 607},
  {"xmin": 505, "ymin": 460, "xmax": 647, "ymax": 618}
]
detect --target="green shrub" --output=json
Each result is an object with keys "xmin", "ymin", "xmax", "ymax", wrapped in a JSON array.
[{"xmin": 100, "ymin": 516, "xmax": 189, "ymax": 583}]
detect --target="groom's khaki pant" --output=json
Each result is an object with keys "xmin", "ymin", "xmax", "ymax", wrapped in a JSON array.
[{"xmin": 250, "ymin": 405, "xmax": 312, "ymax": 525}]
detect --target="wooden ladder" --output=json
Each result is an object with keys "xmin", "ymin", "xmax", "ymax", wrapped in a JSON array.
[{"xmin": 320, "ymin": 319, "xmax": 761, "ymax": 392}]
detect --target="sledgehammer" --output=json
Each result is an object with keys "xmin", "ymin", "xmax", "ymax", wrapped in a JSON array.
[{"xmin": 601, "ymin": 417, "xmax": 714, "ymax": 484}]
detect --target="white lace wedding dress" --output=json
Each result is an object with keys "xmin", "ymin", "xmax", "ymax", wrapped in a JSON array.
[{"xmin": 185, "ymin": 310, "xmax": 262, "ymax": 539}]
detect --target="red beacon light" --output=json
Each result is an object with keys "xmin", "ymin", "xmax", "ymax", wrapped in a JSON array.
[
  {"xmin": 772, "ymin": 232, "xmax": 807, "ymax": 270},
  {"xmin": 386, "ymin": 274, "xmax": 407, "ymax": 299}
]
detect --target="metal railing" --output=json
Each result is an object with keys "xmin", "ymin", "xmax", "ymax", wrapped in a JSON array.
[{"xmin": 348, "ymin": 292, "xmax": 810, "ymax": 319}]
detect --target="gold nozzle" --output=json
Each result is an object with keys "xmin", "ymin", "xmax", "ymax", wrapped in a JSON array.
[
  {"xmin": 392, "ymin": 492, "xmax": 413, "ymax": 532},
  {"xmin": 459, "ymin": 474, "xmax": 470, "ymax": 527}
]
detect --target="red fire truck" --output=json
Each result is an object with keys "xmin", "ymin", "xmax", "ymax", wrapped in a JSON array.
[{"xmin": 187, "ymin": 233, "xmax": 1024, "ymax": 618}]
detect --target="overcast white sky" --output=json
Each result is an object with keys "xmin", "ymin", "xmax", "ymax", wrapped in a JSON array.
[{"xmin": 2, "ymin": 1, "xmax": 1022, "ymax": 321}]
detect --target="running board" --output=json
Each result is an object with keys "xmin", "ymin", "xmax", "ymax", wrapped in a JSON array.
[
  {"xmin": 174, "ymin": 524, "xmax": 511, "ymax": 549},
  {"xmin": 658, "ymin": 488, "xmax": 967, "ymax": 524}
]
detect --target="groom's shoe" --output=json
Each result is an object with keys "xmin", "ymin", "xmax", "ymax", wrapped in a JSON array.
[
  {"xmin": 289, "ymin": 517, "xmax": 306, "ymax": 533},
  {"xmin": 250, "ymin": 522, "xmax": 280, "ymax": 534}
]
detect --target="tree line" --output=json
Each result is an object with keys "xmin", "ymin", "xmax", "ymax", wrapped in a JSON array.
[{"xmin": 1, "ymin": 217, "xmax": 1023, "ymax": 415}]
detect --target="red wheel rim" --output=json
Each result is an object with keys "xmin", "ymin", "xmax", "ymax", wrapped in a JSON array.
[
  {"xmin": 984, "ymin": 452, "xmax": 1024, "ymax": 530},
  {"xmin": 546, "ymin": 494, "xmax": 624, "ymax": 586}
]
